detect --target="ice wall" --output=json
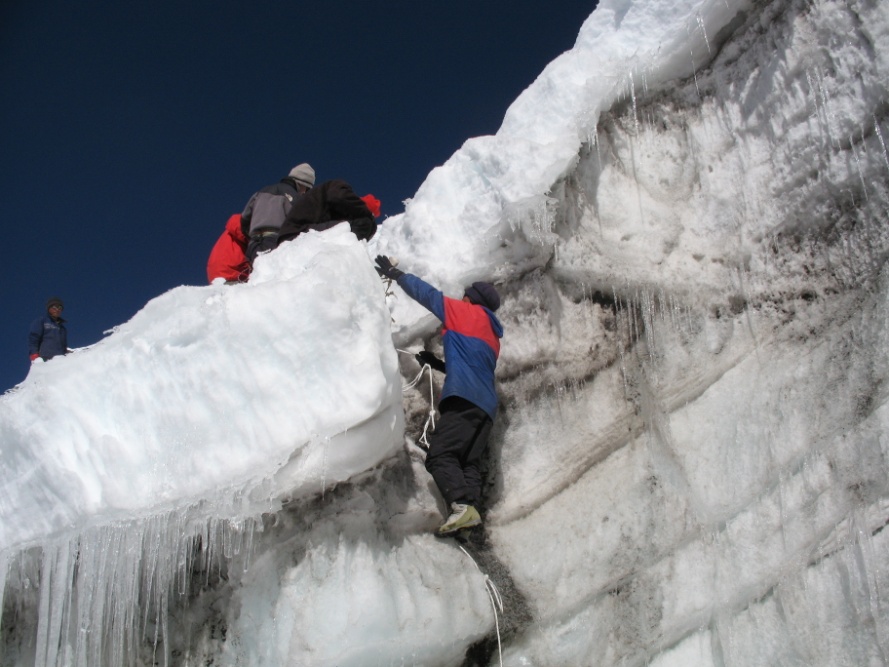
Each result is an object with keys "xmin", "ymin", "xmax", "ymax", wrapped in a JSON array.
[{"xmin": 486, "ymin": 0, "xmax": 889, "ymax": 663}]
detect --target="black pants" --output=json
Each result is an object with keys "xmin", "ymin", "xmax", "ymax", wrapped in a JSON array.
[
  {"xmin": 246, "ymin": 233, "xmax": 279, "ymax": 264},
  {"xmin": 425, "ymin": 396, "xmax": 493, "ymax": 506}
]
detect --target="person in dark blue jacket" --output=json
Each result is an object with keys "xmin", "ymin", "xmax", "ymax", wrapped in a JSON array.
[
  {"xmin": 375, "ymin": 256, "xmax": 503, "ymax": 536},
  {"xmin": 29, "ymin": 297, "xmax": 69, "ymax": 363}
]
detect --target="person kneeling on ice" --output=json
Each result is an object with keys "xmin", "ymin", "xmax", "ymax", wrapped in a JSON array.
[
  {"xmin": 206, "ymin": 213, "xmax": 250, "ymax": 284},
  {"xmin": 375, "ymin": 255, "xmax": 503, "ymax": 536},
  {"xmin": 241, "ymin": 162, "xmax": 316, "ymax": 264},
  {"xmin": 276, "ymin": 180, "xmax": 380, "ymax": 245}
]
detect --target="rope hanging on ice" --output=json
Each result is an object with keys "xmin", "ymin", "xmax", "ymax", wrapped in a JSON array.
[
  {"xmin": 459, "ymin": 545, "xmax": 505, "ymax": 667},
  {"xmin": 380, "ymin": 257, "xmax": 400, "ymax": 299},
  {"xmin": 397, "ymin": 349, "xmax": 436, "ymax": 449},
  {"xmin": 382, "ymin": 276, "xmax": 397, "ymax": 299}
]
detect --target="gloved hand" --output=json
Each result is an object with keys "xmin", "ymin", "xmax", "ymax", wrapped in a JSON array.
[
  {"xmin": 374, "ymin": 255, "xmax": 404, "ymax": 280},
  {"xmin": 415, "ymin": 350, "xmax": 446, "ymax": 373},
  {"xmin": 29, "ymin": 353, "xmax": 40, "ymax": 362}
]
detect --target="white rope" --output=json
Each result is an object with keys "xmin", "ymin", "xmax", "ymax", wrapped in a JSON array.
[
  {"xmin": 459, "ymin": 545, "xmax": 505, "ymax": 667},
  {"xmin": 397, "ymin": 349, "xmax": 436, "ymax": 449},
  {"xmin": 382, "ymin": 276, "xmax": 398, "ymax": 299}
]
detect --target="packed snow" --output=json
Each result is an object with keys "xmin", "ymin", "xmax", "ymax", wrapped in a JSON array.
[{"xmin": 3, "ymin": 0, "xmax": 889, "ymax": 665}]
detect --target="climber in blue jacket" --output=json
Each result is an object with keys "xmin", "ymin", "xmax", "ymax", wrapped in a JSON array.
[
  {"xmin": 375, "ymin": 255, "xmax": 504, "ymax": 536},
  {"xmin": 28, "ymin": 297, "xmax": 69, "ymax": 363}
]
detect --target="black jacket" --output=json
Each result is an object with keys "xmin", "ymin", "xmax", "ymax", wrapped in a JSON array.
[{"xmin": 277, "ymin": 179, "xmax": 376, "ymax": 245}]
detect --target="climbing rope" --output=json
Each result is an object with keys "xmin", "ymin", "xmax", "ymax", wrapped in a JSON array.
[
  {"xmin": 397, "ymin": 349, "xmax": 436, "ymax": 450},
  {"xmin": 382, "ymin": 276, "xmax": 398, "ymax": 299},
  {"xmin": 459, "ymin": 545, "xmax": 505, "ymax": 667}
]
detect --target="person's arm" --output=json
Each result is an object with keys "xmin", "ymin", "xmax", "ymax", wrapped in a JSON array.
[
  {"xmin": 326, "ymin": 180, "xmax": 373, "ymax": 221},
  {"xmin": 240, "ymin": 193, "xmax": 258, "ymax": 238},
  {"xmin": 415, "ymin": 350, "xmax": 446, "ymax": 372},
  {"xmin": 396, "ymin": 274, "xmax": 446, "ymax": 321},
  {"xmin": 348, "ymin": 217, "xmax": 377, "ymax": 241},
  {"xmin": 375, "ymin": 257, "xmax": 446, "ymax": 321},
  {"xmin": 28, "ymin": 318, "xmax": 43, "ymax": 359}
]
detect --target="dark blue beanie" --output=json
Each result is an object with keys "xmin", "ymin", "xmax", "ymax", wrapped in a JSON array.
[{"xmin": 464, "ymin": 282, "xmax": 500, "ymax": 312}]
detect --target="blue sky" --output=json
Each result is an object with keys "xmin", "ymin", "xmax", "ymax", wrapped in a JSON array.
[{"xmin": 0, "ymin": 1, "xmax": 597, "ymax": 392}]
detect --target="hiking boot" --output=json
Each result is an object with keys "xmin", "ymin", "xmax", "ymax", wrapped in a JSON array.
[{"xmin": 436, "ymin": 503, "xmax": 481, "ymax": 536}]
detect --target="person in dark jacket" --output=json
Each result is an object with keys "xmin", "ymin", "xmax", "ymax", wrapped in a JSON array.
[
  {"xmin": 241, "ymin": 163, "xmax": 315, "ymax": 263},
  {"xmin": 375, "ymin": 256, "xmax": 504, "ymax": 536},
  {"xmin": 276, "ymin": 179, "xmax": 378, "ymax": 246},
  {"xmin": 29, "ymin": 297, "xmax": 69, "ymax": 363}
]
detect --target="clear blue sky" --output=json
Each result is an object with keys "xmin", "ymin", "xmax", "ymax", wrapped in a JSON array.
[{"xmin": 0, "ymin": 1, "xmax": 597, "ymax": 392}]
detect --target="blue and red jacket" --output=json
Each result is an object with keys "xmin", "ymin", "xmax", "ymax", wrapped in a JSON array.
[{"xmin": 397, "ymin": 274, "xmax": 503, "ymax": 419}]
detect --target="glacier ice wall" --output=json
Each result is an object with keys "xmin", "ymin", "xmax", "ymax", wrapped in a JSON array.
[{"xmin": 487, "ymin": 0, "xmax": 889, "ymax": 664}]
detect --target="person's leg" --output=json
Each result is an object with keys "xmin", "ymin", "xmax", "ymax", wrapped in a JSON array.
[
  {"xmin": 458, "ymin": 418, "xmax": 493, "ymax": 505},
  {"xmin": 425, "ymin": 397, "xmax": 492, "ymax": 505},
  {"xmin": 425, "ymin": 405, "xmax": 473, "ymax": 506},
  {"xmin": 429, "ymin": 402, "xmax": 490, "ymax": 534},
  {"xmin": 246, "ymin": 234, "xmax": 278, "ymax": 264}
]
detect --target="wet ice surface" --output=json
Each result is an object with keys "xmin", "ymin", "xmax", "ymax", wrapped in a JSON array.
[{"xmin": 3, "ymin": 0, "xmax": 889, "ymax": 665}]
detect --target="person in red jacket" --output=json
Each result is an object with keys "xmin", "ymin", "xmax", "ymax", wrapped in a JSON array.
[{"xmin": 207, "ymin": 214, "xmax": 250, "ymax": 284}]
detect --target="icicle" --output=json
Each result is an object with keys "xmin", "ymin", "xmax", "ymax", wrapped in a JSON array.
[
  {"xmin": 222, "ymin": 519, "xmax": 233, "ymax": 560},
  {"xmin": 0, "ymin": 550, "xmax": 7, "ymax": 634},
  {"xmin": 629, "ymin": 72, "xmax": 640, "ymax": 136},
  {"xmin": 850, "ymin": 134, "xmax": 869, "ymax": 201},
  {"xmin": 1, "ymin": 505, "xmax": 265, "ymax": 667},
  {"xmin": 873, "ymin": 114, "xmax": 889, "ymax": 174},
  {"xmin": 613, "ymin": 287, "xmax": 631, "ymax": 398},
  {"xmin": 813, "ymin": 66, "xmax": 839, "ymax": 150},
  {"xmin": 176, "ymin": 520, "xmax": 189, "ymax": 597},
  {"xmin": 40, "ymin": 540, "xmax": 78, "ymax": 667},
  {"xmin": 687, "ymin": 26, "xmax": 701, "ymax": 98},
  {"xmin": 231, "ymin": 519, "xmax": 244, "ymax": 557},
  {"xmin": 697, "ymin": 14, "xmax": 712, "ymax": 54},
  {"xmin": 242, "ymin": 518, "xmax": 257, "ymax": 572}
]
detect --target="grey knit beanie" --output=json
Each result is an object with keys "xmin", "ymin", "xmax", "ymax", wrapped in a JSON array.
[{"xmin": 288, "ymin": 163, "xmax": 316, "ymax": 188}]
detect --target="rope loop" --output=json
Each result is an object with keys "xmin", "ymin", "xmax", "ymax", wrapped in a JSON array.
[{"xmin": 398, "ymin": 349, "xmax": 437, "ymax": 449}]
